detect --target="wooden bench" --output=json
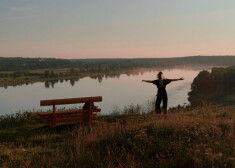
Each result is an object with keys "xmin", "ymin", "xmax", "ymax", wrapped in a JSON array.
[{"xmin": 37, "ymin": 96, "xmax": 102, "ymax": 127}]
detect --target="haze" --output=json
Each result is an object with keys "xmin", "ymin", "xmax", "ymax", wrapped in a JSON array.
[{"xmin": 0, "ymin": 0, "xmax": 235, "ymax": 58}]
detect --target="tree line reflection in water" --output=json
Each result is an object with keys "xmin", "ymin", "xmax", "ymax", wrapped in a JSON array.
[
  {"xmin": 43, "ymin": 66, "xmax": 208, "ymax": 88},
  {"xmin": 44, "ymin": 73, "xmax": 122, "ymax": 88},
  {"xmin": 2, "ymin": 66, "xmax": 201, "ymax": 89},
  {"xmin": 43, "ymin": 68, "xmax": 159, "ymax": 88},
  {"xmin": 44, "ymin": 78, "xmax": 79, "ymax": 88},
  {"xmin": 1, "ymin": 68, "xmax": 164, "ymax": 89}
]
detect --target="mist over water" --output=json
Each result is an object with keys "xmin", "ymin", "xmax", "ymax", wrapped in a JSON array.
[{"xmin": 0, "ymin": 66, "xmax": 212, "ymax": 115}]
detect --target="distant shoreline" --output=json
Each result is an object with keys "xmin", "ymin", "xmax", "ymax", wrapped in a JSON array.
[{"xmin": 1, "ymin": 55, "xmax": 234, "ymax": 87}]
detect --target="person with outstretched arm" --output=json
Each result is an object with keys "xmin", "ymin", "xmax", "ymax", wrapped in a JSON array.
[{"xmin": 142, "ymin": 71, "xmax": 184, "ymax": 118}]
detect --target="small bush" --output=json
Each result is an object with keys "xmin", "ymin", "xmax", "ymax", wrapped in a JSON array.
[{"xmin": 0, "ymin": 111, "xmax": 39, "ymax": 129}]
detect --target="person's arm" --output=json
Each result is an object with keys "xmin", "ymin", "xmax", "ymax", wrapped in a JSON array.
[
  {"xmin": 142, "ymin": 80, "xmax": 154, "ymax": 83},
  {"xmin": 169, "ymin": 77, "xmax": 184, "ymax": 82}
]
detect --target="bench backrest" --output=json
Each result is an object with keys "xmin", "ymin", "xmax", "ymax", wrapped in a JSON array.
[{"xmin": 40, "ymin": 96, "xmax": 102, "ymax": 106}]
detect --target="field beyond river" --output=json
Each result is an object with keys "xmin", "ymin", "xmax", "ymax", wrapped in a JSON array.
[{"xmin": 0, "ymin": 104, "xmax": 234, "ymax": 167}]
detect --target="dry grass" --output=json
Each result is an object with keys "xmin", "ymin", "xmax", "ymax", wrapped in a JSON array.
[{"xmin": 0, "ymin": 104, "xmax": 234, "ymax": 167}]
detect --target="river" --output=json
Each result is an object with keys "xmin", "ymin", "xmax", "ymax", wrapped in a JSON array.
[{"xmin": 0, "ymin": 66, "xmax": 212, "ymax": 115}]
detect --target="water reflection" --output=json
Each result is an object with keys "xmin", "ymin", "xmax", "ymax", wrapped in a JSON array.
[
  {"xmin": 42, "ymin": 66, "xmax": 213, "ymax": 88},
  {"xmin": 0, "ymin": 66, "xmax": 215, "ymax": 115},
  {"xmin": 44, "ymin": 78, "xmax": 80, "ymax": 88},
  {"xmin": 39, "ymin": 66, "xmax": 214, "ymax": 88},
  {"xmin": 70, "ymin": 79, "xmax": 75, "ymax": 86},
  {"xmin": 1, "ymin": 65, "xmax": 214, "ymax": 90},
  {"xmin": 44, "ymin": 80, "xmax": 59, "ymax": 88}
]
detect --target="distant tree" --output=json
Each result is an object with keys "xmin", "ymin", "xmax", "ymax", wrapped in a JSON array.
[
  {"xmin": 50, "ymin": 70, "xmax": 54, "ymax": 77},
  {"xmin": 69, "ymin": 68, "xmax": 74, "ymax": 75},
  {"xmin": 13, "ymin": 72, "xmax": 18, "ymax": 78},
  {"xmin": 188, "ymin": 66, "xmax": 235, "ymax": 105},
  {"xmin": 44, "ymin": 70, "xmax": 50, "ymax": 77},
  {"xmin": 49, "ymin": 70, "xmax": 58, "ymax": 78},
  {"xmin": 59, "ymin": 72, "xmax": 63, "ymax": 77}
]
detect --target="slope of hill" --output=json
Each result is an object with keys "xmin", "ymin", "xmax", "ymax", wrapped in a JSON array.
[{"xmin": 0, "ymin": 104, "xmax": 234, "ymax": 167}]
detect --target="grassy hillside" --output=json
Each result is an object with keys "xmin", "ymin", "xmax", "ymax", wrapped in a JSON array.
[{"xmin": 0, "ymin": 104, "xmax": 234, "ymax": 168}]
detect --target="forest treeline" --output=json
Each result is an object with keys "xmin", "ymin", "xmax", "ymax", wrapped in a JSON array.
[
  {"xmin": 188, "ymin": 66, "xmax": 235, "ymax": 105},
  {"xmin": 0, "ymin": 56, "xmax": 235, "ymax": 72}
]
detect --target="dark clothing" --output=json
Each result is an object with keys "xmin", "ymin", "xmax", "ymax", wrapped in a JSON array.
[
  {"xmin": 152, "ymin": 79, "xmax": 172, "ymax": 113},
  {"xmin": 155, "ymin": 92, "xmax": 168, "ymax": 113},
  {"xmin": 153, "ymin": 79, "xmax": 172, "ymax": 90}
]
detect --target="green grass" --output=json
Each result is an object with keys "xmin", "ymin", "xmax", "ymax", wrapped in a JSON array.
[{"xmin": 0, "ymin": 104, "xmax": 234, "ymax": 168}]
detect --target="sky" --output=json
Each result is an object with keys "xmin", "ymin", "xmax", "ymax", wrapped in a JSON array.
[{"xmin": 0, "ymin": 0, "xmax": 235, "ymax": 59}]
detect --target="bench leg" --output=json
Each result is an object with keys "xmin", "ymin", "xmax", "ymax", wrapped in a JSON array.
[
  {"xmin": 51, "ymin": 104, "xmax": 56, "ymax": 127},
  {"xmin": 88, "ymin": 102, "xmax": 92, "ymax": 122},
  {"xmin": 49, "ymin": 118, "xmax": 56, "ymax": 128}
]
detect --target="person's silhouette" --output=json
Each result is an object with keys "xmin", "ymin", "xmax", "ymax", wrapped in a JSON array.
[{"xmin": 142, "ymin": 72, "xmax": 184, "ymax": 118}]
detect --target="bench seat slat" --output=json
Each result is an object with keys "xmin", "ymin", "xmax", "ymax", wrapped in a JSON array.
[
  {"xmin": 55, "ymin": 114, "xmax": 97, "ymax": 123},
  {"xmin": 40, "ymin": 114, "xmax": 97, "ymax": 124},
  {"xmin": 40, "ymin": 96, "xmax": 102, "ymax": 106},
  {"xmin": 37, "ymin": 108, "xmax": 101, "ymax": 117}
]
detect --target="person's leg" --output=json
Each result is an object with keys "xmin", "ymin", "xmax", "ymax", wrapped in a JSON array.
[
  {"xmin": 155, "ymin": 94, "xmax": 162, "ymax": 118},
  {"xmin": 163, "ymin": 94, "xmax": 168, "ymax": 119}
]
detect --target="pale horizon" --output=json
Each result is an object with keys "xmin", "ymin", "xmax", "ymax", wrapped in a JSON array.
[{"xmin": 1, "ymin": 0, "xmax": 235, "ymax": 59}]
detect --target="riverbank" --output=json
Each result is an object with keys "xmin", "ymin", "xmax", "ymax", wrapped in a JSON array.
[
  {"xmin": 0, "ymin": 104, "xmax": 234, "ymax": 167},
  {"xmin": 0, "ymin": 68, "xmax": 126, "ymax": 88}
]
